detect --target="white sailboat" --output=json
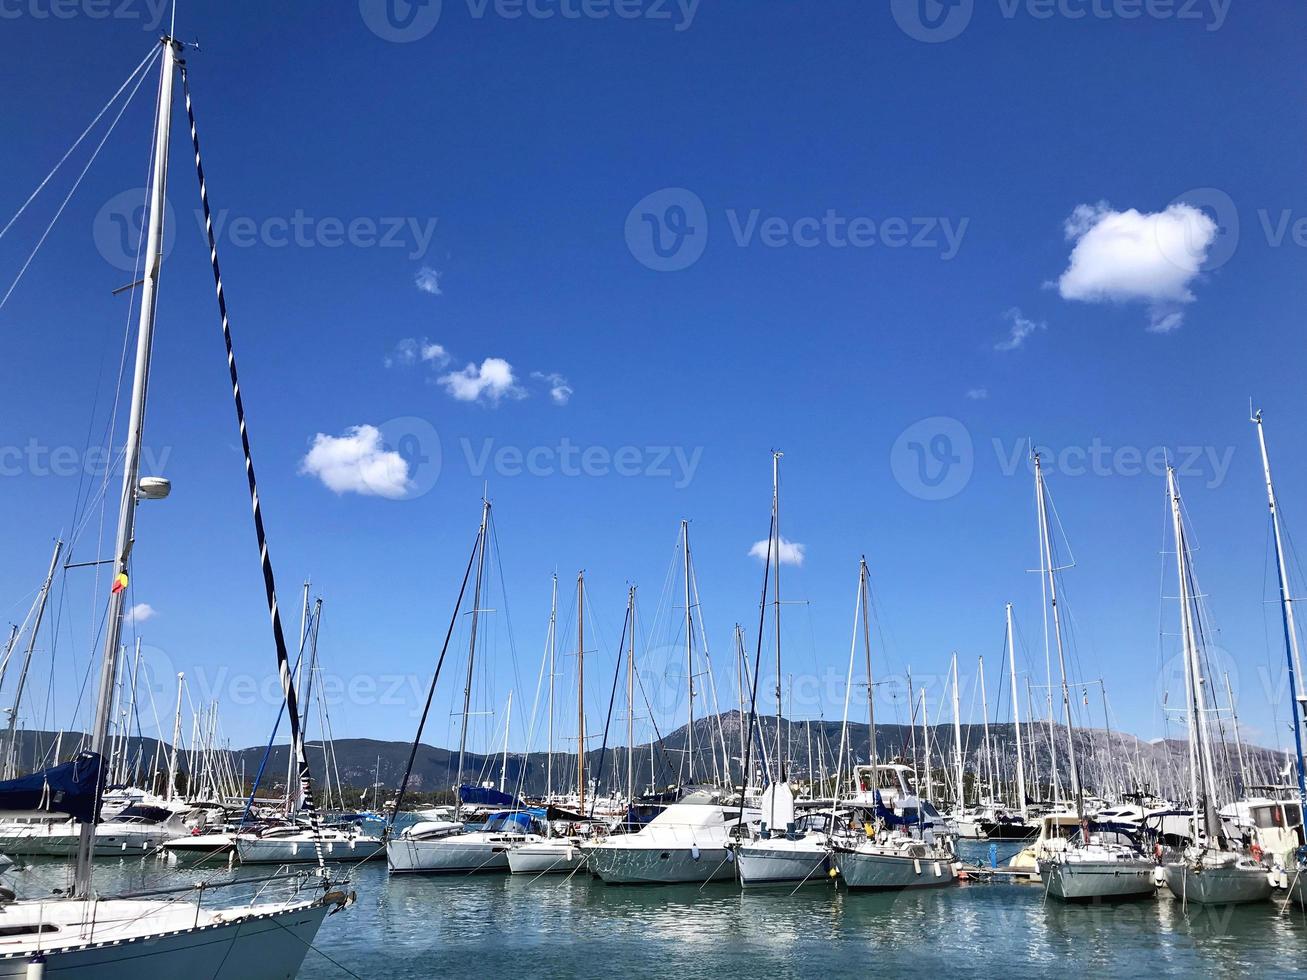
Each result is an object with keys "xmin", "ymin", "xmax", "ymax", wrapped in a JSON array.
[
  {"xmin": 0, "ymin": 34, "xmax": 349, "ymax": 976},
  {"xmin": 387, "ymin": 500, "xmax": 545, "ymax": 874},
  {"xmin": 1027, "ymin": 454, "xmax": 1156, "ymax": 901},
  {"xmin": 737, "ymin": 453, "xmax": 830, "ymax": 886},
  {"xmin": 1160, "ymin": 465, "xmax": 1272, "ymax": 906}
]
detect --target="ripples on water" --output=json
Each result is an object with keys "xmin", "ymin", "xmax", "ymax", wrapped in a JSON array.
[{"xmin": 11, "ymin": 841, "xmax": 1307, "ymax": 978}]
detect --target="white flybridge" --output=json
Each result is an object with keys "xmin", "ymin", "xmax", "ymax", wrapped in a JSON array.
[
  {"xmin": 0, "ymin": 33, "xmax": 349, "ymax": 977},
  {"xmin": 1160, "ymin": 466, "xmax": 1272, "ymax": 906},
  {"xmin": 1026, "ymin": 453, "xmax": 1156, "ymax": 901}
]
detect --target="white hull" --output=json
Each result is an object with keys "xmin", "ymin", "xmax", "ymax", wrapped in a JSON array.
[
  {"xmin": 1164, "ymin": 861, "xmax": 1272, "ymax": 905},
  {"xmin": 835, "ymin": 846, "xmax": 955, "ymax": 890},
  {"xmin": 735, "ymin": 839, "xmax": 830, "ymax": 886},
  {"xmin": 387, "ymin": 836, "xmax": 515, "ymax": 874},
  {"xmin": 586, "ymin": 843, "xmax": 734, "ymax": 884},
  {"xmin": 1039, "ymin": 858, "xmax": 1156, "ymax": 901},
  {"xmin": 237, "ymin": 834, "xmax": 385, "ymax": 865},
  {"xmin": 0, "ymin": 826, "xmax": 169, "ymax": 858},
  {"xmin": 506, "ymin": 840, "xmax": 586, "ymax": 874},
  {"xmin": 0, "ymin": 896, "xmax": 339, "ymax": 978}
]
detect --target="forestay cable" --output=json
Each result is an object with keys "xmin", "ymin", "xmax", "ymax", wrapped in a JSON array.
[{"xmin": 179, "ymin": 65, "xmax": 325, "ymax": 872}]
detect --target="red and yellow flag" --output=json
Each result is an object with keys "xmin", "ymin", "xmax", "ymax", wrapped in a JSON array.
[{"xmin": 111, "ymin": 572, "xmax": 128, "ymax": 594}]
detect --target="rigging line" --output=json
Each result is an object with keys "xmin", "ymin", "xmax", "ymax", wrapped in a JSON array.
[
  {"xmin": 388, "ymin": 523, "xmax": 480, "ymax": 828},
  {"xmin": 181, "ymin": 68, "xmax": 324, "ymax": 874},
  {"xmin": 0, "ymin": 45, "xmax": 159, "ymax": 243},
  {"xmin": 587, "ymin": 599, "xmax": 631, "ymax": 818},
  {"xmin": 0, "ymin": 47, "xmax": 160, "ymax": 314},
  {"xmin": 736, "ymin": 513, "xmax": 774, "ymax": 825}
]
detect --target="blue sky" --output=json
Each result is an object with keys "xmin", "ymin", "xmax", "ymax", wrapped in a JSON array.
[{"xmin": 2, "ymin": 2, "xmax": 1306, "ymax": 764}]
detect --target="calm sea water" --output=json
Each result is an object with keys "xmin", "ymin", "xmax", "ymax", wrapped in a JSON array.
[{"xmin": 13, "ymin": 842, "xmax": 1307, "ymax": 978}]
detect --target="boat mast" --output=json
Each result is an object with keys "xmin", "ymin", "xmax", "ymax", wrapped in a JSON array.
[
  {"xmin": 454, "ymin": 498, "xmax": 490, "ymax": 820},
  {"xmin": 1253, "ymin": 411, "xmax": 1307, "ymax": 812},
  {"xmin": 499, "ymin": 690, "xmax": 512, "ymax": 794},
  {"xmin": 950, "ymin": 653, "xmax": 963, "ymax": 809},
  {"xmin": 979, "ymin": 655, "xmax": 994, "ymax": 805},
  {"xmin": 73, "ymin": 37, "xmax": 179, "ymax": 897},
  {"xmin": 1223, "ymin": 672, "xmax": 1248, "ymax": 791},
  {"xmin": 859, "ymin": 557, "xmax": 877, "ymax": 783},
  {"xmin": 546, "ymin": 573, "xmax": 557, "ymax": 800},
  {"xmin": 1167, "ymin": 466, "xmax": 1223, "ymax": 843},
  {"xmin": 1034, "ymin": 453, "xmax": 1081, "ymax": 813},
  {"xmin": 576, "ymin": 570, "xmax": 586, "ymax": 811},
  {"xmin": 681, "ymin": 520, "xmax": 694, "ymax": 785},
  {"xmin": 770, "ymin": 452, "xmax": 784, "ymax": 785},
  {"xmin": 1006, "ymin": 603, "xmax": 1028, "ymax": 821},
  {"xmin": 166, "ymin": 672, "xmax": 184, "ymax": 801},
  {"xmin": 4, "ymin": 538, "xmax": 63, "ymax": 779},
  {"xmin": 627, "ymin": 585, "xmax": 636, "ymax": 807}
]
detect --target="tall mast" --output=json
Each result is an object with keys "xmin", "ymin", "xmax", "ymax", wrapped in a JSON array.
[
  {"xmin": 1253, "ymin": 411, "xmax": 1307, "ymax": 811},
  {"xmin": 1034, "ymin": 453, "xmax": 1081, "ymax": 813},
  {"xmin": 454, "ymin": 498, "xmax": 491, "ymax": 819},
  {"xmin": 1006, "ymin": 604, "xmax": 1027, "ymax": 822},
  {"xmin": 5, "ymin": 539, "xmax": 63, "ymax": 779},
  {"xmin": 921, "ymin": 686, "xmax": 931, "ymax": 803},
  {"xmin": 1224, "ymin": 672, "xmax": 1248, "ymax": 791},
  {"xmin": 576, "ymin": 571, "xmax": 585, "ymax": 811},
  {"xmin": 166, "ymin": 672, "xmax": 184, "ymax": 802},
  {"xmin": 1168, "ymin": 466, "xmax": 1223, "ymax": 843},
  {"xmin": 499, "ymin": 691, "xmax": 512, "ymax": 794},
  {"xmin": 74, "ymin": 37, "xmax": 179, "ymax": 897},
  {"xmin": 680, "ymin": 520, "xmax": 695, "ymax": 785},
  {"xmin": 546, "ymin": 573, "xmax": 557, "ymax": 800},
  {"xmin": 123, "ymin": 638, "xmax": 143, "ymax": 786},
  {"xmin": 950, "ymin": 653, "xmax": 963, "ymax": 808},
  {"xmin": 859, "ymin": 558, "xmax": 877, "ymax": 782},
  {"xmin": 627, "ymin": 586, "xmax": 636, "ymax": 806},
  {"xmin": 770, "ymin": 452, "xmax": 784, "ymax": 784},
  {"xmin": 978, "ymin": 656, "xmax": 994, "ymax": 805}
]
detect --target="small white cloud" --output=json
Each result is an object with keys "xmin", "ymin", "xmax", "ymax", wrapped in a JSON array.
[
  {"xmin": 386, "ymin": 337, "xmax": 449, "ymax": 369},
  {"xmin": 1055, "ymin": 201, "xmax": 1218, "ymax": 332},
  {"xmin": 748, "ymin": 536, "xmax": 805, "ymax": 566},
  {"xmin": 414, "ymin": 267, "xmax": 442, "ymax": 295},
  {"xmin": 532, "ymin": 371, "xmax": 573, "ymax": 406},
  {"xmin": 966, "ymin": 387, "xmax": 988, "ymax": 400},
  {"xmin": 299, "ymin": 425, "xmax": 411, "ymax": 498},
  {"xmin": 995, "ymin": 307, "xmax": 1045, "ymax": 351},
  {"xmin": 124, "ymin": 603, "xmax": 155, "ymax": 625},
  {"xmin": 439, "ymin": 358, "xmax": 524, "ymax": 404}
]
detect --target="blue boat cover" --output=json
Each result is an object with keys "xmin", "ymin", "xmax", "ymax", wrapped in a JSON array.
[
  {"xmin": 458, "ymin": 784, "xmax": 519, "ymax": 807},
  {"xmin": 0, "ymin": 751, "xmax": 103, "ymax": 823}
]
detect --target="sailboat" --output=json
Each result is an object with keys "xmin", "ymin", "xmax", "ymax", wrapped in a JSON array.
[
  {"xmin": 737, "ymin": 453, "xmax": 833, "ymax": 886},
  {"xmin": 1252, "ymin": 412, "xmax": 1307, "ymax": 906},
  {"xmin": 1023, "ymin": 455, "xmax": 1156, "ymax": 901},
  {"xmin": 586, "ymin": 522, "xmax": 754, "ymax": 884},
  {"xmin": 508, "ymin": 574, "xmax": 595, "ymax": 874},
  {"xmin": 1161, "ymin": 466, "xmax": 1272, "ymax": 905},
  {"xmin": 387, "ymin": 500, "xmax": 546, "ymax": 874},
  {"xmin": 978, "ymin": 605, "xmax": 1038, "ymax": 841},
  {"xmin": 0, "ymin": 34, "xmax": 349, "ymax": 975}
]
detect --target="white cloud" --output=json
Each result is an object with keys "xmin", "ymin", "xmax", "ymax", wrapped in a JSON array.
[
  {"xmin": 995, "ymin": 307, "xmax": 1045, "ymax": 351},
  {"xmin": 966, "ymin": 387, "xmax": 988, "ymax": 400},
  {"xmin": 439, "ymin": 358, "xmax": 524, "ymax": 404},
  {"xmin": 414, "ymin": 267, "xmax": 442, "ymax": 295},
  {"xmin": 299, "ymin": 425, "xmax": 411, "ymax": 498},
  {"xmin": 385, "ymin": 337, "xmax": 450, "ymax": 369},
  {"xmin": 124, "ymin": 603, "xmax": 155, "ymax": 625},
  {"xmin": 748, "ymin": 536, "xmax": 806, "ymax": 566},
  {"xmin": 1055, "ymin": 201, "xmax": 1218, "ymax": 332},
  {"xmin": 532, "ymin": 371, "xmax": 573, "ymax": 406}
]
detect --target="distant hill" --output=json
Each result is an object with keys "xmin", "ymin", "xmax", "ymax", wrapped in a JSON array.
[{"xmin": 8, "ymin": 711, "xmax": 1289, "ymax": 806}]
